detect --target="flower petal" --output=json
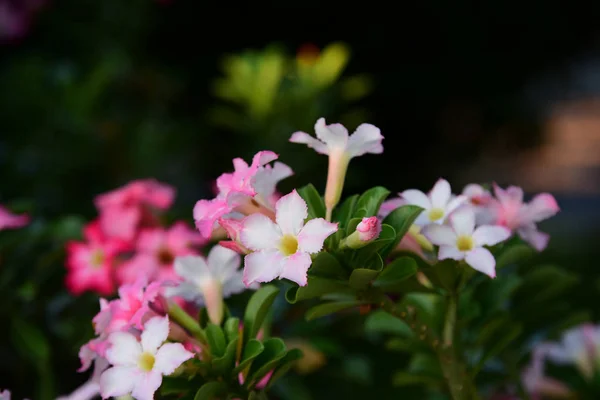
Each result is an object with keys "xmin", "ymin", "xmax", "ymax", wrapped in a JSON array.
[
  {"xmin": 276, "ymin": 190, "xmax": 308, "ymax": 235},
  {"xmin": 438, "ymin": 245, "xmax": 464, "ymax": 261},
  {"xmin": 174, "ymin": 255, "xmax": 209, "ymax": 284},
  {"xmin": 446, "ymin": 195, "xmax": 468, "ymax": 215},
  {"xmin": 401, "ymin": 189, "xmax": 431, "ymax": 209},
  {"xmin": 493, "ymin": 183, "xmax": 523, "ymax": 205},
  {"xmin": 131, "ymin": 370, "xmax": 162, "ymax": 400},
  {"xmin": 141, "ymin": 316, "xmax": 169, "ymax": 354},
  {"xmin": 193, "ymin": 198, "xmax": 231, "ymax": 238},
  {"xmin": 430, "ymin": 179, "xmax": 451, "ymax": 208},
  {"xmin": 153, "ymin": 343, "xmax": 193, "ymax": 375},
  {"xmin": 525, "ymin": 193, "xmax": 560, "ymax": 222},
  {"xmin": 105, "ymin": 332, "xmax": 142, "ymax": 366},
  {"xmin": 207, "ymin": 245, "xmax": 241, "ymax": 281},
  {"xmin": 297, "ymin": 218, "xmax": 338, "ymax": 253},
  {"xmin": 314, "ymin": 117, "xmax": 348, "ymax": 148},
  {"xmin": 289, "ymin": 131, "xmax": 329, "ymax": 155},
  {"xmin": 346, "ymin": 123, "xmax": 384, "ymax": 157},
  {"xmin": 449, "ymin": 207, "xmax": 475, "ymax": 236},
  {"xmin": 517, "ymin": 225, "xmax": 550, "ymax": 251},
  {"xmin": 465, "ymin": 248, "xmax": 496, "ymax": 278},
  {"xmin": 243, "ymin": 250, "xmax": 284, "ymax": 287},
  {"xmin": 99, "ymin": 366, "xmax": 137, "ymax": 398},
  {"xmin": 279, "ymin": 252, "xmax": 312, "ymax": 286},
  {"xmin": 240, "ymin": 214, "xmax": 281, "ymax": 251},
  {"xmin": 421, "ymin": 224, "xmax": 456, "ymax": 246},
  {"xmin": 472, "ymin": 225, "xmax": 511, "ymax": 247}
]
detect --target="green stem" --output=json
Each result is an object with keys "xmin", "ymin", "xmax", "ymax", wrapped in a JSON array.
[
  {"xmin": 443, "ymin": 294, "xmax": 457, "ymax": 347},
  {"xmin": 168, "ymin": 302, "xmax": 209, "ymax": 346}
]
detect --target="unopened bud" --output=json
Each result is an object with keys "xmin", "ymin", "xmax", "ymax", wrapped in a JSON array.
[{"xmin": 341, "ymin": 216, "xmax": 381, "ymax": 249}]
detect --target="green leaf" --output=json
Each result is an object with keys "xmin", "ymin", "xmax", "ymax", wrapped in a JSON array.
[
  {"xmin": 308, "ymin": 252, "xmax": 348, "ymax": 280},
  {"xmin": 233, "ymin": 339, "xmax": 264, "ymax": 374},
  {"xmin": 495, "ymin": 244, "xmax": 535, "ymax": 269},
  {"xmin": 161, "ymin": 376, "xmax": 200, "ymax": 395},
  {"xmin": 194, "ymin": 381, "xmax": 228, "ymax": 400},
  {"xmin": 265, "ymin": 348, "xmax": 304, "ymax": 389},
  {"xmin": 353, "ymin": 224, "xmax": 396, "ymax": 265},
  {"xmin": 354, "ymin": 186, "xmax": 390, "ymax": 218},
  {"xmin": 285, "ymin": 276, "xmax": 352, "ymax": 304},
  {"xmin": 246, "ymin": 338, "xmax": 287, "ymax": 389},
  {"xmin": 373, "ymin": 257, "xmax": 418, "ymax": 288},
  {"xmin": 243, "ymin": 285, "xmax": 280, "ymax": 345},
  {"xmin": 349, "ymin": 268, "xmax": 380, "ymax": 290},
  {"xmin": 212, "ymin": 338, "xmax": 239, "ymax": 376},
  {"xmin": 381, "ymin": 205, "xmax": 423, "ymax": 257},
  {"xmin": 206, "ymin": 324, "xmax": 227, "ymax": 358},
  {"xmin": 224, "ymin": 317, "xmax": 240, "ymax": 343},
  {"xmin": 424, "ymin": 259, "xmax": 461, "ymax": 292},
  {"xmin": 364, "ymin": 309, "xmax": 413, "ymax": 337},
  {"xmin": 473, "ymin": 323, "xmax": 523, "ymax": 377},
  {"xmin": 305, "ymin": 301, "xmax": 363, "ymax": 321},
  {"xmin": 392, "ymin": 371, "xmax": 443, "ymax": 387},
  {"xmin": 333, "ymin": 194, "xmax": 359, "ymax": 228},
  {"xmin": 12, "ymin": 318, "xmax": 50, "ymax": 363},
  {"xmin": 297, "ymin": 184, "xmax": 326, "ymax": 219}
]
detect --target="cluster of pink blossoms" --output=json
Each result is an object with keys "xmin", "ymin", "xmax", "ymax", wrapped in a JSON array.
[
  {"xmin": 65, "ymin": 179, "xmax": 207, "ymax": 295},
  {"xmin": 379, "ymin": 179, "xmax": 559, "ymax": 278}
]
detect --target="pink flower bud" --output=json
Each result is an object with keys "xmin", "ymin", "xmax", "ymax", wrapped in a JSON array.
[{"xmin": 356, "ymin": 216, "xmax": 381, "ymax": 242}]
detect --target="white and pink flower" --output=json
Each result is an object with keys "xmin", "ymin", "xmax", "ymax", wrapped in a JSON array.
[
  {"xmin": 193, "ymin": 151, "xmax": 293, "ymax": 238},
  {"xmin": 401, "ymin": 179, "xmax": 467, "ymax": 226},
  {"xmin": 290, "ymin": 118, "xmax": 383, "ymax": 219},
  {"xmin": 491, "ymin": 184, "xmax": 560, "ymax": 251},
  {"xmin": 422, "ymin": 207, "xmax": 511, "ymax": 278},
  {"xmin": 0, "ymin": 205, "xmax": 29, "ymax": 230},
  {"xmin": 240, "ymin": 190, "xmax": 338, "ymax": 286},
  {"xmin": 99, "ymin": 316, "xmax": 193, "ymax": 400}
]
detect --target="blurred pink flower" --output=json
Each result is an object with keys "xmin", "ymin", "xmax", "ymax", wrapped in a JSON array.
[
  {"xmin": 95, "ymin": 179, "xmax": 175, "ymax": 242},
  {"xmin": 65, "ymin": 221, "xmax": 129, "ymax": 295},
  {"xmin": 116, "ymin": 222, "xmax": 203, "ymax": 285},
  {"xmin": 0, "ymin": 205, "xmax": 29, "ymax": 230}
]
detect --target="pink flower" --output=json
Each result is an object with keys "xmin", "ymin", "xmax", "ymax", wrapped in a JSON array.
[
  {"xmin": 95, "ymin": 179, "xmax": 175, "ymax": 242},
  {"xmin": 218, "ymin": 217, "xmax": 250, "ymax": 254},
  {"xmin": 492, "ymin": 184, "xmax": 560, "ymax": 251},
  {"xmin": 422, "ymin": 207, "xmax": 511, "ymax": 278},
  {"xmin": 378, "ymin": 197, "xmax": 405, "ymax": 219},
  {"xmin": 104, "ymin": 279, "xmax": 163, "ymax": 332},
  {"xmin": 240, "ymin": 190, "xmax": 338, "ymax": 287},
  {"xmin": 117, "ymin": 222, "xmax": 204, "ymax": 285},
  {"xmin": 545, "ymin": 324, "xmax": 600, "ymax": 379},
  {"xmin": 402, "ymin": 179, "xmax": 468, "ymax": 226},
  {"xmin": 522, "ymin": 343, "xmax": 572, "ymax": 399},
  {"xmin": 99, "ymin": 316, "xmax": 193, "ymax": 400},
  {"xmin": 461, "ymin": 184, "xmax": 496, "ymax": 225},
  {"xmin": 238, "ymin": 369, "xmax": 274, "ymax": 390},
  {"xmin": 290, "ymin": 118, "xmax": 383, "ymax": 219},
  {"xmin": 65, "ymin": 221, "xmax": 129, "ymax": 295},
  {"xmin": 341, "ymin": 216, "xmax": 381, "ymax": 249},
  {"xmin": 193, "ymin": 151, "xmax": 293, "ymax": 238},
  {"xmin": 0, "ymin": 205, "xmax": 29, "ymax": 230}
]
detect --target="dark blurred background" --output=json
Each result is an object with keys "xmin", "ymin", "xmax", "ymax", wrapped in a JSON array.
[{"xmin": 1, "ymin": 1, "xmax": 600, "ymax": 399}]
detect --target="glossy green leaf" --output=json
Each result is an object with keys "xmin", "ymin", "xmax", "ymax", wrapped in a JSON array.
[
  {"xmin": 333, "ymin": 194, "xmax": 359, "ymax": 228},
  {"xmin": 233, "ymin": 339, "xmax": 264, "ymax": 375},
  {"xmin": 194, "ymin": 381, "xmax": 228, "ymax": 400},
  {"xmin": 305, "ymin": 300, "xmax": 362, "ymax": 321},
  {"xmin": 224, "ymin": 317, "xmax": 240, "ymax": 343},
  {"xmin": 349, "ymin": 268, "xmax": 380, "ymax": 290},
  {"xmin": 212, "ymin": 338, "xmax": 238, "ymax": 376},
  {"xmin": 354, "ymin": 186, "xmax": 390, "ymax": 218},
  {"xmin": 373, "ymin": 257, "xmax": 418, "ymax": 288},
  {"xmin": 246, "ymin": 338, "xmax": 287, "ymax": 389},
  {"xmin": 206, "ymin": 324, "xmax": 227, "ymax": 358},
  {"xmin": 381, "ymin": 205, "xmax": 423, "ymax": 256},
  {"xmin": 495, "ymin": 244, "xmax": 534, "ymax": 269},
  {"xmin": 364, "ymin": 309, "xmax": 413, "ymax": 337},
  {"xmin": 285, "ymin": 276, "xmax": 352, "ymax": 304},
  {"xmin": 243, "ymin": 285, "xmax": 280, "ymax": 345},
  {"xmin": 353, "ymin": 224, "xmax": 396, "ymax": 265},
  {"xmin": 297, "ymin": 184, "xmax": 326, "ymax": 219},
  {"xmin": 308, "ymin": 252, "xmax": 348, "ymax": 280}
]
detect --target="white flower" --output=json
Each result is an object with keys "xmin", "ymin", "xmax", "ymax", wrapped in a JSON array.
[
  {"xmin": 402, "ymin": 179, "xmax": 467, "ymax": 226},
  {"xmin": 99, "ymin": 316, "xmax": 193, "ymax": 400},
  {"xmin": 240, "ymin": 190, "xmax": 338, "ymax": 286},
  {"xmin": 546, "ymin": 324, "xmax": 600, "ymax": 379},
  {"xmin": 422, "ymin": 207, "xmax": 511, "ymax": 278},
  {"xmin": 165, "ymin": 245, "xmax": 255, "ymax": 324}
]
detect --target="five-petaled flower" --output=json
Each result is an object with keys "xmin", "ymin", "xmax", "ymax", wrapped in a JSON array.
[
  {"xmin": 99, "ymin": 316, "xmax": 193, "ymax": 400},
  {"xmin": 402, "ymin": 179, "xmax": 467, "ymax": 226},
  {"xmin": 422, "ymin": 207, "xmax": 511, "ymax": 278},
  {"xmin": 240, "ymin": 190, "xmax": 338, "ymax": 286},
  {"xmin": 290, "ymin": 117, "xmax": 383, "ymax": 219}
]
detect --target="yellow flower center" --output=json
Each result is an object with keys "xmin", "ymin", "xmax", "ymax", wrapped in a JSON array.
[
  {"xmin": 456, "ymin": 235, "xmax": 474, "ymax": 252},
  {"xmin": 279, "ymin": 234, "xmax": 299, "ymax": 256},
  {"xmin": 428, "ymin": 208, "xmax": 445, "ymax": 222},
  {"xmin": 138, "ymin": 352, "xmax": 155, "ymax": 372},
  {"xmin": 90, "ymin": 250, "xmax": 104, "ymax": 268}
]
